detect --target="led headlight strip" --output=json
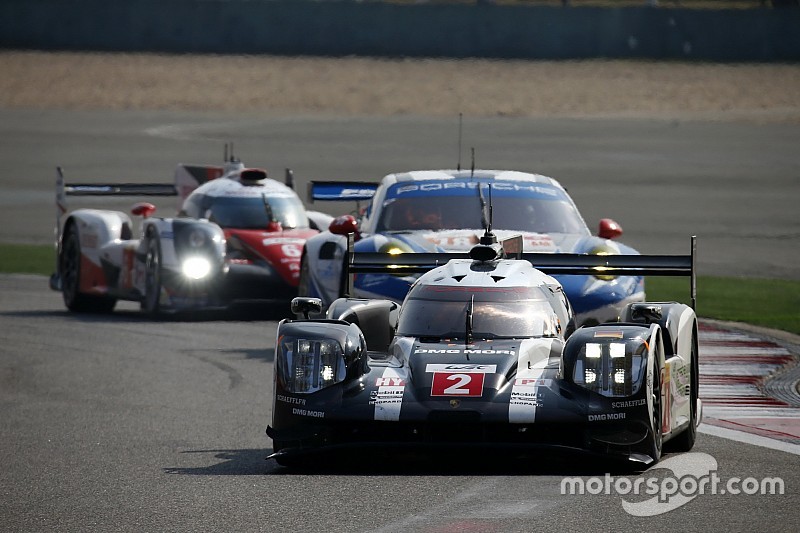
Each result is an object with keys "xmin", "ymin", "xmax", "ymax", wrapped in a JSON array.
[{"xmin": 573, "ymin": 338, "xmax": 646, "ymax": 397}]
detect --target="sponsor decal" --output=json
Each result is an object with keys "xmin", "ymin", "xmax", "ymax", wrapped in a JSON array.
[
  {"xmin": 431, "ymin": 372, "xmax": 485, "ymax": 397},
  {"xmin": 509, "ymin": 372, "xmax": 547, "ymax": 422},
  {"xmin": 373, "ymin": 368, "xmax": 407, "ymax": 421},
  {"xmin": 392, "ymin": 181, "xmax": 561, "ymax": 197},
  {"xmin": 291, "ymin": 407, "xmax": 325, "ymax": 418},
  {"xmin": 425, "ymin": 364, "xmax": 497, "ymax": 373},
  {"xmin": 276, "ymin": 394, "xmax": 306, "ymax": 406},
  {"xmin": 514, "ymin": 378, "xmax": 551, "ymax": 387},
  {"xmin": 588, "ymin": 412, "xmax": 626, "ymax": 422},
  {"xmin": 611, "ymin": 398, "xmax": 646, "ymax": 409},
  {"xmin": 341, "ymin": 188, "xmax": 377, "ymax": 197},
  {"xmin": 523, "ymin": 235, "xmax": 555, "ymax": 249},
  {"xmin": 417, "ymin": 348, "xmax": 515, "ymax": 355},
  {"xmin": 426, "ymin": 235, "xmax": 479, "ymax": 248},
  {"xmin": 375, "ymin": 377, "xmax": 406, "ymax": 387},
  {"xmin": 369, "ymin": 389, "xmax": 404, "ymax": 405},
  {"xmin": 594, "ymin": 330, "xmax": 624, "ymax": 339},
  {"xmin": 262, "ymin": 238, "xmax": 306, "ymax": 246}
]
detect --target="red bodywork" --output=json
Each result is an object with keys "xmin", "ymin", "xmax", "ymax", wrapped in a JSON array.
[{"xmin": 224, "ymin": 228, "xmax": 318, "ymax": 286}]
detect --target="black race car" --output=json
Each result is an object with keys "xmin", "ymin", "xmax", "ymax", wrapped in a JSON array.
[{"xmin": 267, "ymin": 231, "xmax": 700, "ymax": 468}]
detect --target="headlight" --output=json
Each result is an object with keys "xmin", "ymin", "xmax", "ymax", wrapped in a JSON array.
[
  {"xmin": 378, "ymin": 240, "xmax": 414, "ymax": 273},
  {"xmin": 279, "ymin": 337, "xmax": 347, "ymax": 393},
  {"xmin": 379, "ymin": 239, "xmax": 413, "ymax": 256},
  {"xmin": 568, "ymin": 331, "xmax": 648, "ymax": 397},
  {"xmin": 182, "ymin": 256, "xmax": 212, "ymax": 279},
  {"xmin": 588, "ymin": 244, "xmax": 618, "ymax": 281}
]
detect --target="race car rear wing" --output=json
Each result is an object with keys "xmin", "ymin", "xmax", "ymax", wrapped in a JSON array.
[
  {"xmin": 340, "ymin": 233, "xmax": 697, "ymax": 310},
  {"xmin": 307, "ymin": 181, "xmax": 379, "ymax": 203}
]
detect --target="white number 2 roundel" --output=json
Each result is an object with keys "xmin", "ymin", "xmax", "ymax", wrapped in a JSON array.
[{"xmin": 431, "ymin": 372, "xmax": 485, "ymax": 397}]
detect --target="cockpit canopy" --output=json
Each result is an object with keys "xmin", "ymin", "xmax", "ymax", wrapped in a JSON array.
[
  {"xmin": 374, "ymin": 180, "xmax": 588, "ymax": 235},
  {"xmin": 397, "ymin": 284, "xmax": 562, "ymax": 340},
  {"xmin": 183, "ymin": 193, "xmax": 310, "ymax": 230}
]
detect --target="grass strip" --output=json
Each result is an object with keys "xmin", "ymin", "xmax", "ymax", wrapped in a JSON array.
[{"xmin": 1, "ymin": 243, "xmax": 797, "ymax": 335}]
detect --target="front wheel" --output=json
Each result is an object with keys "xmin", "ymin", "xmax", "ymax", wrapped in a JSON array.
[
  {"xmin": 297, "ymin": 252, "xmax": 310, "ymax": 297},
  {"xmin": 60, "ymin": 224, "xmax": 116, "ymax": 313},
  {"xmin": 648, "ymin": 355, "xmax": 664, "ymax": 465},
  {"xmin": 141, "ymin": 233, "xmax": 163, "ymax": 316},
  {"xmin": 667, "ymin": 325, "xmax": 699, "ymax": 452}
]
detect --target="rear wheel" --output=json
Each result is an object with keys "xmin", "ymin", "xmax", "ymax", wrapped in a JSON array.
[
  {"xmin": 141, "ymin": 232, "xmax": 163, "ymax": 316},
  {"xmin": 667, "ymin": 325, "xmax": 699, "ymax": 452},
  {"xmin": 60, "ymin": 224, "xmax": 116, "ymax": 313}
]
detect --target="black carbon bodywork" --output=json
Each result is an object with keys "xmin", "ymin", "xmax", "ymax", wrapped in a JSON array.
[{"xmin": 268, "ymin": 331, "xmax": 658, "ymax": 463}]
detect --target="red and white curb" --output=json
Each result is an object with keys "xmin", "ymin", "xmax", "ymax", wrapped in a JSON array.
[{"xmin": 697, "ymin": 322, "xmax": 800, "ymax": 455}]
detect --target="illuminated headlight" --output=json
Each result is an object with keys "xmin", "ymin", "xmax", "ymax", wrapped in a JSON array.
[
  {"xmin": 280, "ymin": 337, "xmax": 346, "ymax": 393},
  {"xmin": 378, "ymin": 240, "xmax": 414, "ymax": 273},
  {"xmin": 588, "ymin": 245, "xmax": 617, "ymax": 281},
  {"xmin": 182, "ymin": 256, "xmax": 212, "ymax": 279},
  {"xmin": 571, "ymin": 339, "xmax": 646, "ymax": 397}
]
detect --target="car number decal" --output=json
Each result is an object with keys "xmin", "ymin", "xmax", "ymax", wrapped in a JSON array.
[{"xmin": 431, "ymin": 372, "xmax": 485, "ymax": 397}]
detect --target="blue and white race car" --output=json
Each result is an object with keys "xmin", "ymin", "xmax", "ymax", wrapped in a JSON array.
[{"xmin": 299, "ymin": 170, "xmax": 644, "ymax": 326}]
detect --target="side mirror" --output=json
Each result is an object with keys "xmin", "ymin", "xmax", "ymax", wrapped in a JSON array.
[
  {"xmin": 598, "ymin": 218, "xmax": 623, "ymax": 240},
  {"xmin": 291, "ymin": 297, "xmax": 323, "ymax": 319},
  {"xmin": 329, "ymin": 215, "xmax": 359, "ymax": 238},
  {"xmin": 131, "ymin": 202, "xmax": 157, "ymax": 218}
]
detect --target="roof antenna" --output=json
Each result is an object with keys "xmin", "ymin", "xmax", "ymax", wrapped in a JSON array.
[
  {"xmin": 479, "ymin": 184, "xmax": 497, "ymax": 246},
  {"xmin": 465, "ymin": 294, "xmax": 474, "ymax": 346},
  {"xmin": 470, "ymin": 147, "xmax": 475, "ymax": 178},
  {"xmin": 457, "ymin": 113, "xmax": 463, "ymax": 171}
]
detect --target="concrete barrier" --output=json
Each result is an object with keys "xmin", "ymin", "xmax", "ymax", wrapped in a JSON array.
[{"xmin": 1, "ymin": 0, "xmax": 798, "ymax": 61}]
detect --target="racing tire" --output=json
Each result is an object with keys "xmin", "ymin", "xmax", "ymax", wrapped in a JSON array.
[
  {"xmin": 60, "ymin": 223, "xmax": 116, "ymax": 313},
  {"xmin": 666, "ymin": 324, "xmax": 699, "ymax": 452},
  {"xmin": 648, "ymin": 353, "xmax": 664, "ymax": 465},
  {"xmin": 297, "ymin": 252, "xmax": 310, "ymax": 297},
  {"xmin": 141, "ymin": 231, "xmax": 163, "ymax": 317}
]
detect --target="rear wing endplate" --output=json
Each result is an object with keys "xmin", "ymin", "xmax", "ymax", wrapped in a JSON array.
[
  {"xmin": 341, "ymin": 233, "xmax": 697, "ymax": 310},
  {"xmin": 307, "ymin": 181, "xmax": 378, "ymax": 203}
]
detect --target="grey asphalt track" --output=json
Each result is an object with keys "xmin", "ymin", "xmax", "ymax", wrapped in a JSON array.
[
  {"xmin": 0, "ymin": 274, "xmax": 798, "ymax": 532},
  {"xmin": 0, "ymin": 109, "xmax": 798, "ymax": 279}
]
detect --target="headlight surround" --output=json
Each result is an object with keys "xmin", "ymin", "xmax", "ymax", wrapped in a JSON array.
[
  {"xmin": 181, "ymin": 256, "xmax": 212, "ymax": 280},
  {"xmin": 278, "ymin": 337, "xmax": 347, "ymax": 393},
  {"xmin": 188, "ymin": 228, "xmax": 207, "ymax": 247},
  {"xmin": 566, "ymin": 329, "xmax": 648, "ymax": 397}
]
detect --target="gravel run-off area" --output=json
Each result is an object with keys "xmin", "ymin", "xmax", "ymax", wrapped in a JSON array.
[{"xmin": 2, "ymin": 51, "xmax": 800, "ymax": 122}]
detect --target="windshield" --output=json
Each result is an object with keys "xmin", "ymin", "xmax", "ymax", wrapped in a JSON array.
[
  {"xmin": 207, "ymin": 195, "xmax": 309, "ymax": 229},
  {"xmin": 375, "ymin": 182, "xmax": 587, "ymax": 235},
  {"xmin": 397, "ymin": 286, "xmax": 559, "ymax": 340}
]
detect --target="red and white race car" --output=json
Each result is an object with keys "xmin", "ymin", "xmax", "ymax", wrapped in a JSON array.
[{"xmin": 50, "ymin": 148, "xmax": 332, "ymax": 316}]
